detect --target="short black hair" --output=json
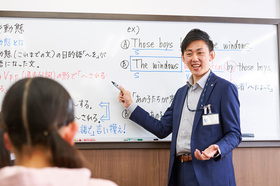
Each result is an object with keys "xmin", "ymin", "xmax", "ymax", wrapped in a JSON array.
[{"xmin": 181, "ymin": 28, "xmax": 214, "ymax": 54}]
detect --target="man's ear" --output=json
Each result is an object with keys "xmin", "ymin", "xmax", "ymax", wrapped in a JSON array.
[
  {"xmin": 59, "ymin": 121, "xmax": 78, "ymax": 146},
  {"xmin": 181, "ymin": 53, "xmax": 186, "ymax": 63},
  {"xmin": 209, "ymin": 50, "xmax": 215, "ymax": 61},
  {"xmin": 3, "ymin": 132, "xmax": 11, "ymax": 150}
]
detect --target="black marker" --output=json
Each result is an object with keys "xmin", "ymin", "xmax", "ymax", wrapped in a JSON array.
[{"xmin": 111, "ymin": 81, "xmax": 121, "ymax": 91}]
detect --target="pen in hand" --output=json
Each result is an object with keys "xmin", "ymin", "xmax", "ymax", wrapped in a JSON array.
[
  {"xmin": 111, "ymin": 81, "xmax": 132, "ymax": 108},
  {"xmin": 111, "ymin": 80, "xmax": 124, "ymax": 102},
  {"xmin": 111, "ymin": 81, "xmax": 121, "ymax": 91}
]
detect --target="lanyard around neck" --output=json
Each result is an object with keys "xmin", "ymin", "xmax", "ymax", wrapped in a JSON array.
[{"xmin": 186, "ymin": 71, "xmax": 213, "ymax": 112}]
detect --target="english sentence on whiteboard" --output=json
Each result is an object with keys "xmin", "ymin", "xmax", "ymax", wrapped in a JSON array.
[
  {"xmin": 125, "ymin": 23, "xmax": 251, "ymax": 51},
  {"xmin": 220, "ymin": 40, "xmax": 250, "ymax": 50},
  {"xmin": 224, "ymin": 61, "xmax": 271, "ymax": 73},
  {"xmin": 127, "ymin": 57, "xmax": 271, "ymax": 74},
  {"xmin": 1, "ymin": 37, "xmax": 250, "ymax": 53},
  {"xmin": 121, "ymin": 37, "xmax": 250, "ymax": 51},
  {"xmin": 131, "ymin": 58, "xmax": 180, "ymax": 71},
  {"xmin": 125, "ymin": 25, "xmax": 250, "ymax": 51},
  {"xmin": 121, "ymin": 37, "xmax": 173, "ymax": 50}
]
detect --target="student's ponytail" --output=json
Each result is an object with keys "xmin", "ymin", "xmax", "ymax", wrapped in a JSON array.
[{"xmin": 49, "ymin": 130, "xmax": 83, "ymax": 168}]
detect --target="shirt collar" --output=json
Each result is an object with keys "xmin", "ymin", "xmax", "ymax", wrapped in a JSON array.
[{"xmin": 187, "ymin": 70, "xmax": 211, "ymax": 89}]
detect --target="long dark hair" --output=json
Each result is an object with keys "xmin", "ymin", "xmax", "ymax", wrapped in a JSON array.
[{"xmin": 1, "ymin": 77, "xmax": 83, "ymax": 168}]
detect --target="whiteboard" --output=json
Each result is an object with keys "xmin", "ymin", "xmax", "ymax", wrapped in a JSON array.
[{"xmin": 0, "ymin": 14, "xmax": 279, "ymax": 142}]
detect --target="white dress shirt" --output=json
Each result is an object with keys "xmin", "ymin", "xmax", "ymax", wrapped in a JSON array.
[{"xmin": 176, "ymin": 70, "xmax": 211, "ymax": 156}]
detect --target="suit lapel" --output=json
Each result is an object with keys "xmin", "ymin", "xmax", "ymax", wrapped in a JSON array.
[
  {"xmin": 173, "ymin": 85, "xmax": 189, "ymax": 138},
  {"xmin": 192, "ymin": 73, "xmax": 218, "ymax": 132}
]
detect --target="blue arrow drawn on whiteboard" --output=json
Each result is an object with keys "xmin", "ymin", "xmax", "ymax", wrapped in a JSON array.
[{"xmin": 99, "ymin": 102, "xmax": 110, "ymax": 122}]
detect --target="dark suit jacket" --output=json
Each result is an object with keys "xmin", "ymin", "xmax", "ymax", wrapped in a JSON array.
[{"xmin": 130, "ymin": 73, "xmax": 242, "ymax": 186}]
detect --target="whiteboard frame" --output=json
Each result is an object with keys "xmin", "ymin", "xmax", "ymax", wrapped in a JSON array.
[{"xmin": 0, "ymin": 11, "xmax": 280, "ymax": 147}]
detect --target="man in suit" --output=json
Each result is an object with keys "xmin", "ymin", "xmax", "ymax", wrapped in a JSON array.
[{"xmin": 118, "ymin": 29, "xmax": 242, "ymax": 186}]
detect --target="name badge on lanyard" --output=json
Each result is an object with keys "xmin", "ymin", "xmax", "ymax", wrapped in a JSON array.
[{"xmin": 202, "ymin": 104, "xmax": 219, "ymax": 126}]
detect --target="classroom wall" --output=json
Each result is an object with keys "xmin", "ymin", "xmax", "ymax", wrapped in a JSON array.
[{"xmin": 0, "ymin": 0, "xmax": 279, "ymax": 19}]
